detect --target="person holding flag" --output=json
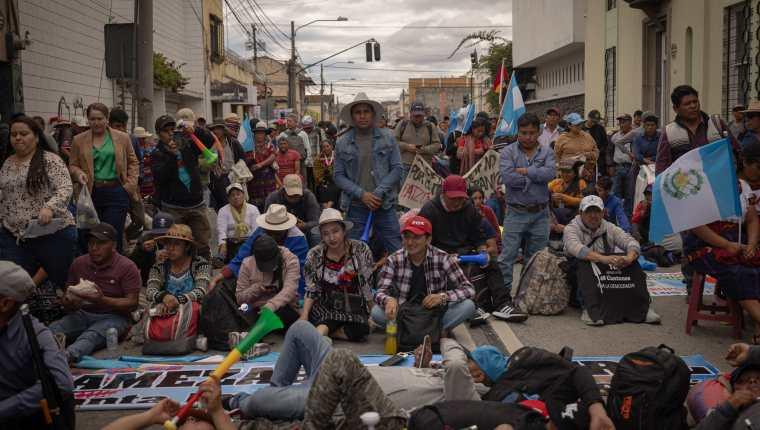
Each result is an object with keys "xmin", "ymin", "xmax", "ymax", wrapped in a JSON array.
[
  {"xmin": 493, "ymin": 73, "xmax": 526, "ymax": 141},
  {"xmin": 456, "ymin": 113, "xmax": 490, "ymax": 175},
  {"xmin": 208, "ymin": 119, "xmax": 245, "ymax": 211}
]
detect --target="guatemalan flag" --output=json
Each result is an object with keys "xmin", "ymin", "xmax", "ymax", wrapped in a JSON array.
[
  {"xmin": 460, "ymin": 103, "xmax": 476, "ymax": 134},
  {"xmin": 649, "ymin": 138, "xmax": 742, "ymax": 243},
  {"xmin": 238, "ymin": 114, "xmax": 254, "ymax": 152},
  {"xmin": 495, "ymin": 73, "xmax": 526, "ymax": 138}
]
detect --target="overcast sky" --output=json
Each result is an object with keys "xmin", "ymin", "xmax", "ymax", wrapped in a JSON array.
[{"xmin": 224, "ymin": 0, "xmax": 512, "ymax": 103}]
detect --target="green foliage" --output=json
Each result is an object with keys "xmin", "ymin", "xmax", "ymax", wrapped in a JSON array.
[
  {"xmin": 153, "ymin": 53, "xmax": 189, "ymax": 92},
  {"xmin": 477, "ymin": 42, "xmax": 512, "ymax": 114}
]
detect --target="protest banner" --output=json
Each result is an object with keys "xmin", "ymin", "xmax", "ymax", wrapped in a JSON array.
[
  {"xmin": 463, "ymin": 149, "xmax": 501, "ymax": 195},
  {"xmin": 72, "ymin": 355, "xmax": 718, "ymax": 411},
  {"xmin": 398, "ymin": 155, "xmax": 443, "ymax": 209}
]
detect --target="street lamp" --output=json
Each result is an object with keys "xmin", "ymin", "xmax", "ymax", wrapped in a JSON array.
[{"xmin": 289, "ymin": 17, "xmax": 349, "ymax": 112}]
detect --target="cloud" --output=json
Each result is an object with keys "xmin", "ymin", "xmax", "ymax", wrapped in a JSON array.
[{"xmin": 225, "ymin": 0, "xmax": 512, "ymax": 101}]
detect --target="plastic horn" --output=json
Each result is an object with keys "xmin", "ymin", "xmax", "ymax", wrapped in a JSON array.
[
  {"xmin": 360, "ymin": 211, "xmax": 374, "ymax": 243},
  {"xmin": 458, "ymin": 252, "xmax": 489, "ymax": 266},
  {"xmin": 163, "ymin": 308, "xmax": 283, "ymax": 430},
  {"xmin": 188, "ymin": 132, "xmax": 219, "ymax": 167}
]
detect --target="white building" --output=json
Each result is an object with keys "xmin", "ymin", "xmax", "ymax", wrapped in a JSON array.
[
  {"xmin": 16, "ymin": 0, "xmax": 210, "ymax": 129},
  {"xmin": 512, "ymin": 0, "xmax": 586, "ymax": 118}
]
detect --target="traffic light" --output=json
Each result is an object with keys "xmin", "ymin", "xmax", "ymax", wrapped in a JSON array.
[
  {"xmin": 463, "ymin": 95, "xmax": 469, "ymax": 105},
  {"xmin": 373, "ymin": 42, "xmax": 381, "ymax": 61},
  {"xmin": 470, "ymin": 50, "xmax": 478, "ymax": 67},
  {"xmin": 366, "ymin": 43, "xmax": 373, "ymax": 62}
]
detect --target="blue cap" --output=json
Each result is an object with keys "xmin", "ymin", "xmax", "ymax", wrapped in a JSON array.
[
  {"xmin": 469, "ymin": 345, "xmax": 508, "ymax": 382},
  {"xmin": 150, "ymin": 212, "xmax": 175, "ymax": 235},
  {"xmin": 564, "ymin": 112, "xmax": 584, "ymax": 126}
]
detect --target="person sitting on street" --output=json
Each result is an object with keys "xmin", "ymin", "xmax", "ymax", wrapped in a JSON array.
[
  {"xmin": 372, "ymin": 215, "xmax": 476, "ymax": 332},
  {"xmin": 302, "ymin": 208, "xmax": 374, "ymax": 342},
  {"xmin": 313, "ymin": 139, "xmax": 340, "ymax": 209},
  {"xmin": 554, "ymin": 112, "xmax": 599, "ymax": 179},
  {"xmin": 50, "ymin": 223, "xmax": 141, "ymax": 363},
  {"xmin": 469, "ymin": 186, "xmax": 502, "ymax": 252},
  {"xmin": 102, "ymin": 377, "xmax": 234, "ymax": 430},
  {"xmin": 592, "ymin": 176, "xmax": 632, "ymax": 233},
  {"xmin": 0, "ymin": 262, "xmax": 75, "ymax": 430},
  {"xmin": 216, "ymin": 183, "xmax": 260, "ymax": 264},
  {"xmin": 209, "ymin": 204, "xmax": 308, "ymax": 295},
  {"xmin": 146, "ymin": 224, "xmax": 210, "ymax": 314},
  {"xmin": 129, "ymin": 211, "xmax": 175, "ymax": 284},
  {"xmin": 235, "ymin": 234, "xmax": 301, "ymax": 329},
  {"xmin": 265, "ymin": 174, "xmax": 321, "ymax": 246},
  {"xmin": 563, "ymin": 196, "xmax": 659, "ymax": 325},
  {"xmin": 548, "ymin": 158, "xmax": 586, "ymax": 240}
]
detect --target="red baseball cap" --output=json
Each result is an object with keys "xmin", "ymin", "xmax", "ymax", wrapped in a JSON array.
[
  {"xmin": 520, "ymin": 399, "xmax": 549, "ymax": 418},
  {"xmin": 401, "ymin": 215, "xmax": 432, "ymax": 236},
  {"xmin": 442, "ymin": 175, "xmax": 468, "ymax": 199}
]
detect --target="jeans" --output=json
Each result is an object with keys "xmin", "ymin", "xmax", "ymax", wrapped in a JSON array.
[
  {"xmin": 232, "ymin": 320, "xmax": 332, "ymax": 420},
  {"xmin": 92, "ymin": 185, "xmax": 130, "ymax": 252},
  {"xmin": 209, "ymin": 173, "xmax": 231, "ymax": 212},
  {"xmin": 612, "ymin": 163, "xmax": 632, "ymax": 211},
  {"xmin": 0, "ymin": 226, "xmax": 77, "ymax": 289},
  {"xmin": 369, "ymin": 299, "xmax": 476, "ymax": 330},
  {"xmin": 498, "ymin": 207, "xmax": 550, "ymax": 292},
  {"xmin": 162, "ymin": 205, "xmax": 212, "ymax": 259},
  {"xmin": 346, "ymin": 204, "xmax": 401, "ymax": 254},
  {"xmin": 400, "ymin": 163, "xmax": 411, "ymax": 186},
  {"xmin": 49, "ymin": 310, "xmax": 130, "ymax": 362}
]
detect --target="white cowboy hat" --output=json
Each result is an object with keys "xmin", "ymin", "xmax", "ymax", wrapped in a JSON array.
[
  {"xmin": 256, "ymin": 204, "xmax": 297, "ymax": 231},
  {"xmin": 339, "ymin": 92, "xmax": 384, "ymax": 128},
  {"xmin": 311, "ymin": 207, "xmax": 353, "ymax": 236},
  {"xmin": 133, "ymin": 126, "xmax": 152, "ymax": 139}
]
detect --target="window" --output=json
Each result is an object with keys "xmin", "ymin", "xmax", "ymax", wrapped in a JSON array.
[
  {"xmin": 607, "ymin": 0, "xmax": 616, "ymax": 11},
  {"xmin": 210, "ymin": 15, "xmax": 224, "ymax": 63},
  {"xmin": 723, "ymin": 3, "xmax": 750, "ymax": 119},
  {"xmin": 604, "ymin": 47, "xmax": 617, "ymax": 128}
]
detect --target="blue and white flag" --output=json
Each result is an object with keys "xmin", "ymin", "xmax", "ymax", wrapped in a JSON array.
[
  {"xmin": 494, "ymin": 73, "xmax": 526, "ymax": 138},
  {"xmin": 649, "ymin": 138, "xmax": 742, "ymax": 243},
  {"xmin": 447, "ymin": 109, "xmax": 458, "ymax": 136},
  {"xmin": 461, "ymin": 103, "xmax": 476, "ymax": 134},
  {"xmin": 238, "ymin": 114, "xmax": 254, "ymax": 152}
]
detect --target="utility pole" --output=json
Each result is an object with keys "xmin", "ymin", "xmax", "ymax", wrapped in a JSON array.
[
  {"xmin": 136, "ymin": 0, "xmax": 154, "ymax": 129},
  {"xmin": 320, "ymin": 63, "xmax": 324, "ymax": 121},
  {"xmin": 289, "ymin": 20, "xmax": 296, "ymax": 113},
  {"xmin": 329, "ymin": 82, "xmax": 333, "ymax": 121},
  {"xmin": 251, "ymin": 24, "xmax": 258, "ymax": 66}
]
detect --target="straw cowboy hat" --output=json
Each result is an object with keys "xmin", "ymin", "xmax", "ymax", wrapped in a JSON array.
[
  {"xmin": 132, "ymin": 126, "xmax": 152, "ymax": 139},
  {"xmin": 743, "ymin": 100, "xmax": 760, "ymax": 114},
  {"xmin": 339, "ymin": 92, "xmax": 384, "ymax": 127},
  {"xmin": 223, "ymin": 112, "xmax": 241, "ymax": 123},
  {"xmin": 311, "ymin": 207, "xmax": 353, "ymax": 236},
  {"xmin": 256, "ymin": 204, "xmax": 297, "ymax": 231},
  {"xmin": 155, "ymin": 224, "xmax": 198, "ymax": 249}
]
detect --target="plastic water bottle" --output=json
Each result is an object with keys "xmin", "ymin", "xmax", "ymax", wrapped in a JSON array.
[
  {"xmin": 106, "ymin": 327, "xmax": 118, "ymax": 352},
  {"xmin": 239, "ymin": 303, "xmax": 250, "ymax": 313},
  {"xmin": 384, "ymin": 320, "xmax": 397, "ymax": 355},
  {"xmin": 360, "ymin": 411, "xmax": 380, "ymax": 430}
]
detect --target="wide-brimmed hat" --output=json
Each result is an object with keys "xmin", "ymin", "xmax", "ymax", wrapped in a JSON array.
[
  {"xmin": 208, "ymin": 119, "xmax": 227, "ymax": 130},
  {"xmin": 311, "ymin": 208, "xmax": 353, "ymax": 236},
  {"xmin": 176, "ymin": 108, "xmax": 196, "ymax": 122},
  {"xmin": 339, "ymin": 92, "xmax": 384, "ymax": 127},
  {"xmin": 223, "ymin": 112, "xmax": 240, "ymax": 123},
  {"xmin": 156, "ymin": 224, "xmax": 197, "ymax": 248},
  {"xmin": 743, "ymin": 100, "xmax": 760, "ymax": 114},
  {"xmin": 133, "ymin": 126, "xmax": 153, "ymax": 139},
  {"xmin": 256, "ymin": 204, "xmax": 297, "ymax": 231}
]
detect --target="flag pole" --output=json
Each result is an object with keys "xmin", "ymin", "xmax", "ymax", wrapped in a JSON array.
[{"xmin": 498, "ymin": 57, "xmax": 507, "ymax": 108}]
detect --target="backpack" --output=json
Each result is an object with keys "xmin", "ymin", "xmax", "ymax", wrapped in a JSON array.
[
  {"xmin": 397, "ymin": 301, "xmax": 445, "ymax": 353},
  {"xmin": 199, "ymin": 278, "xmax": 256, "ymax": 350},
  {"xmin": 514, "ymin": 247, "xmax": 569, "ymax": 315},
  {"xmin": 143, "ymin": 301, "xmax": 200, "ymax": 355},
  {"xmin": 399, "ymin": 120, "xmax": 434, "ymax": 147},
  {"xmin": 407, "ymin": 401, "xmax": 547, "ymax": 430},
  {"xmin": 606, "ymin": 344, "xmax": 691, "ymax": 430}
]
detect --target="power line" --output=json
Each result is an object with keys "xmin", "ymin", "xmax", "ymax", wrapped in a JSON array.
[
  {"xmin": 271, "ymin": 24, "xmax": 511, "ymax": 29},
  {"xmin": 325, "ymin": 65, "xmax": 469, "ymax": 73}
]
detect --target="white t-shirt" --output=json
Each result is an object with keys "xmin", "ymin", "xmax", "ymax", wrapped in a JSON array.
[{"xmin": 217, "ymin": 203, "xmax": 260, "ymax": 241}]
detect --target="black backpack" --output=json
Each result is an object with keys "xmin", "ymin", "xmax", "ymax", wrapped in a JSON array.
[
  {"xmin": 407, "ymin": 400, "xmax": 547, "ymax": 430},
  {"xmin": 198, "ymin": 278, "xmax": 256, "ymax": 350},
  {"xmin": 606, "ymin": 344, "xmax": 691, "ymax": 430},
  {"xmin": 483, "ymin": 346, "xmax": 576, "ymax": 402}
]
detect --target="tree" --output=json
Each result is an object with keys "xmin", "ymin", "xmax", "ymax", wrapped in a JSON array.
[
  {"xmin": 478, "ymin": 42, "xmax": 512, "ymax": 114},
  {"xmin": 153, "ymin": 53, "xmax": 189, "ymax": 93}
]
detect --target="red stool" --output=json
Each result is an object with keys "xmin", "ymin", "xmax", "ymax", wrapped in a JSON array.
[{"xmin": 685, "ymin": 273, "xmax": 743, "ymax": 339}]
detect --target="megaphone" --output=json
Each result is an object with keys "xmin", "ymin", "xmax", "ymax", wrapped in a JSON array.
[
  {"xmin": 164, "ymin": 308, "xmax": 283, "ymax": 430},
  {"xmin": 458, "ymin": 252, "xmax": 490, "ymax": 266},
  {"xmin": 360, "ymin": 211, "xmax": 374, "ymax": 243},
  {"xmin": 187, "ymin": 131, "xmax": 218, "ymax": 167}
]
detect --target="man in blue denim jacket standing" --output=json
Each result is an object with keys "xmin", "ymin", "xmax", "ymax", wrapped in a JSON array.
[
  {"xmin": 498, "ymin": 113, "xmax": 556, "ymax": 296},
  {"xmin": 334, "ymin": 93, "xmax": 403, "ymax": 253}
]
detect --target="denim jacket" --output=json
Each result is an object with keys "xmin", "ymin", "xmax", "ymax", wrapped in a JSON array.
[{"xmin": 333, "ymin": 127, "xmax": 403, "ymax": 211}]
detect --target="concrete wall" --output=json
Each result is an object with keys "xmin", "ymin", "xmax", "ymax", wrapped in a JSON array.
[
  {"xmin": 513, "ymin": 0, "xmax": 585, "ymax": 67},
  {"xmin": 534, "ymin": 49, "xmax": 584, "ymax": 101},
  {"xmin": 584, "ymin": 0, "xmax": 606, "ymax": 116}
]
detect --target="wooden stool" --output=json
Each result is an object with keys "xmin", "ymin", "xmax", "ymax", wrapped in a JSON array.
[{"xmin": 685, "ymin": 273, "xmax": 743, "ymax": 339}]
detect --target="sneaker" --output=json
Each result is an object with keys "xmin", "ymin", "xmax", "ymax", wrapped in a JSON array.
[
  {"xmin": 580, "ymin": 310, "xmax": 604, "ymax": 326},
  {"xmin": 470, "ymin": 307, "xmax": 491, "ymax": 327},
  {"xmin": 645, "ymin": 308, "xmax": 662, "ymax": 324},
  {"xmin": 492, "ymin": 304, "xmax": 529, "ymax": 323}
]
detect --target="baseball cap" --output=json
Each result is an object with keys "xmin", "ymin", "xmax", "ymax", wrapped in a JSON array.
[
  {"xmin": 0, "ymin": 261, "xmax": 35, "ymax": 302},
  {"xmin": 467, "ymin": 345, "xmax": 508, "ymax": 382},
  {"xmin": 226, "ymin": 182, "xmax": 246, "ymax": 195},
  {"xmin": 411, "ymin": 101, "xmax": 425, "ymax": 114},
  {"xmin": 642, "ymin": 111, "xmax": 659, "ymax": 122},
  {"xmin": 442, "ymin": 175, "xmax": 468, "ymax": 199},
  {"xmin": 401, "ymin": 215, "xmax": 432, "ymax": 236},
  {"xmin": 616, "ymin": 113, "xmax": 633, "ymax": 121},
  {"xmin": 252, "ymin": 234, "xmax": 282, "ymax": 272},
  {"xmin": 564, "ymin": 112, "xmax": 584, "ymax": 126},
  {"xmin": 283, "ymin": 174, "xmax": 304, "ymax": 196},
  {"xmin": 546, "ymin": 106, "xmax": 560, "ymax": 116},
  {"xmin": 579, "ymin": 195, "xmax": 605, "ymax": 212},
  {"xmin": 149, "ymin": 212, "xmax": 175, "ymax": 235},
  {"xmin": 587, "ymin": 109, "xmax": 602, "ymax": 122},
  {"xmin": 154, "ymin": 115, "xmax": 176, "ymax": 133},
  {"xmin": 301, "ymin": 115, "xmax": 314, "ymax": 126},
  {"xmin": 89, "ymin": 223, "xmax": 118, "ymax": 242}
]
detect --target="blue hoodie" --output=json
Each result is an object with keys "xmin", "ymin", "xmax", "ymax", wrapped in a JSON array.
[
  {"xmin": 603, "ymin": 195, "xmax": 631, "ymax": 233},
  {"xmin": 222, "ymin": 226, "xmax": 309, "ymax": 296}
]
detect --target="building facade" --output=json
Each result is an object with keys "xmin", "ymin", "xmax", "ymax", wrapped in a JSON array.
[
  {"xmin": 585, "ymin": 0, "xmax": 760, "ymax": 126},
  {"xmin": 407, "ymin": 76, "xmax": 491, "ymax": 120},
  {"xmin": 512, "ymin": 0, "xmax": 586, "ymax": 119}
]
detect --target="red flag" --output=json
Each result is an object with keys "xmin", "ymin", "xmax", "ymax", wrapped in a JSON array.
[{"xmin": 493, "ymin": 64, "xmax": 504, "ymax": 93}]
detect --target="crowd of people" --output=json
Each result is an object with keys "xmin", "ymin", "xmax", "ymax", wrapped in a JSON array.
[{"xmin": 3, "ymin": 82, "xmax": 760, "ymax": 429}]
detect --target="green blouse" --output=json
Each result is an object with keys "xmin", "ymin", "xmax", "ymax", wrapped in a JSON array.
[{"xmin": 93, "ymin": 132, "xmax": 117, "ymax": 181}]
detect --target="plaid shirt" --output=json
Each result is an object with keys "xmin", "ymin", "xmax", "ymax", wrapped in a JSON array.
[{"xmin": 375, "ymin": 245, "xmax": 475, "ymax": 307}]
